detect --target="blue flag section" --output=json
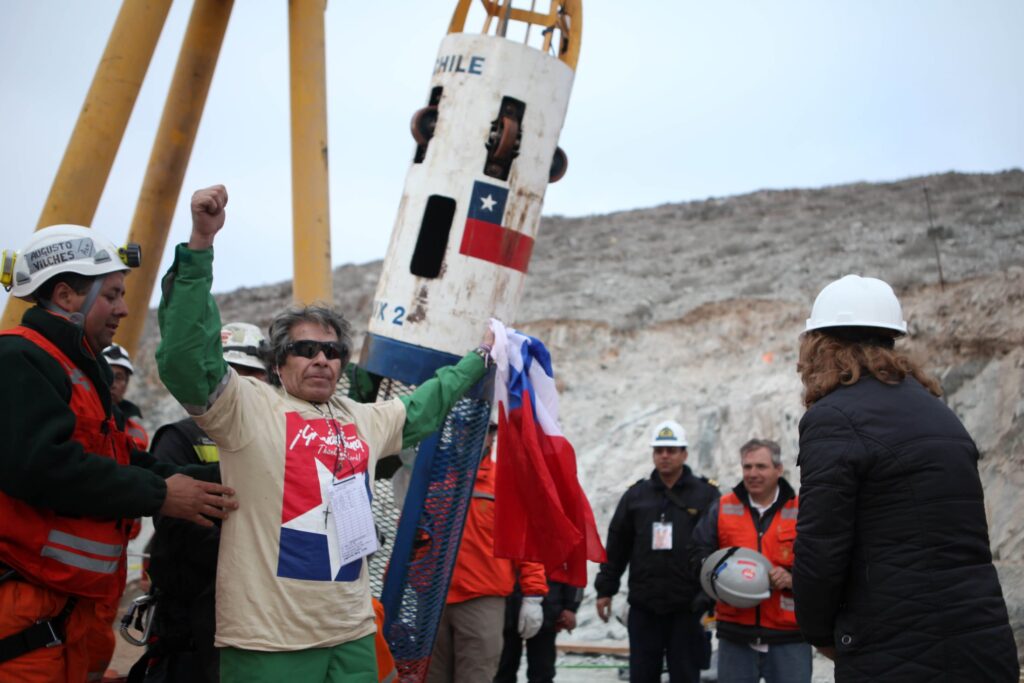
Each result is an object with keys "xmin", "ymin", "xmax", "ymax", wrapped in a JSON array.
[{"xmin": 466, "ymin": 180, "xmax": 508, "ymax": 223}]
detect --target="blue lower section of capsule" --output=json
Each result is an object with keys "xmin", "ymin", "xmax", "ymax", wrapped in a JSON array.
[{"xmin": 361, "ymin": 333, "xmax": 491, "ymax": 399}]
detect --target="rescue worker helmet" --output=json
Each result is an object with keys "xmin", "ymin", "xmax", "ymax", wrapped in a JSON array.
[
  {"xmin": 650, "ymin": 420, "xmax": 687, "ymax": 448},
  {"xmin": 805, "ymin": 274, "xmax": 907, "ymax": 335},
  {"xmin": 5, "ymin": 224, "xmax": 141, "ymax": 302},
  {"xmin": 700, "ymin": 546, "xmax": 772, "ymax": 608},
  {"xmin": 221, "ymin": 322, "xmax": 268, "ymax": 372},
  {"xmin": 103, "ymin": 344, "xmax": 135, "ymax": 374}
]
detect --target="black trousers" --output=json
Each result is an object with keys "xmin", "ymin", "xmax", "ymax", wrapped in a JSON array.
[
  {"xmin": 141, "ymin": 596, "xmax": 219, "ymax": 683},
  {"xmin": 627, "ymin": 604, "xmax": 704, "ymax": 683},
  {"xmin": 494, "ymin": 596, "xmax": 557, "ymax": 683}
]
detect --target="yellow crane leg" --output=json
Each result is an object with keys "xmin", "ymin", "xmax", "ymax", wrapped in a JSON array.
[
  {"xmin": 289, "ymin": 0, "xmax": 333, "ymax": 306},
  {"xmin": 116, "ymin": 0, "xmax": 234, "ymax": 354},
  {"xmin": 1, "ymin": 0, "xmax": 172, "ymax": 331}
]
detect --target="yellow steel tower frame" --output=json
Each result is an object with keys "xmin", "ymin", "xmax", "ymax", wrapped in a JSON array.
[
  {"xmin": 0, "ymin": 0, "xmax": 173, "ymax": 332},
  {"xmin": 1, "ymin": 0, "xmax": 335, "ymax": 353},
  {"xmin": 448, "ymin": 0, "xmax": 582, "ymax": 71}
]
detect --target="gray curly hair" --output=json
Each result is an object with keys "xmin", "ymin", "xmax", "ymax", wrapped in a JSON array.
[{"xmin": 266, "ymin": 304, "xmax": 352, "ymax": 386}]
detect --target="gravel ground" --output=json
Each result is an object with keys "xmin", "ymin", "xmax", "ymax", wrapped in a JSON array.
[{"xmin": 108, "ymin": 600, "xmax": 839, "ymax": 683}]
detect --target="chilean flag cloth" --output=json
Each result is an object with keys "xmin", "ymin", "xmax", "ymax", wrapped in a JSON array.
[{"xmin": 490, "ymin": 320, "xmax": 606, "ymax": 587}]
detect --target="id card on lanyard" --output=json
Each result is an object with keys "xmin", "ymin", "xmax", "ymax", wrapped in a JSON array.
[
  {"xmin": 329, "ymin": 472, "xmax": 378, "ymax": 565},
  {"xmin": 652, "ymin": 518, "xmax": 673, "ymax": 550}
]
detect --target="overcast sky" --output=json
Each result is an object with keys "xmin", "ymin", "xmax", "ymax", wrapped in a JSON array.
[{"xmin": 1, "ymin": 1, "xmax": 1022, "ymax": 311}]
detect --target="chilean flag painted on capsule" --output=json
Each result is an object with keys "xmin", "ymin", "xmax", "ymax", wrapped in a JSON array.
[
  {"xmin": 490, "ymin": 321, "xmax": 606, "ymax": 587},
  {"xmin": 277, "ymin": 413, "xmax": 370, "ymax": 582},
  {"xmin": 459, "ymin": 180, "xmax": 534, "ymax": 273}
]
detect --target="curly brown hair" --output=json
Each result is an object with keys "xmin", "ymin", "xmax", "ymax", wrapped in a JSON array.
[{"xmin": 797, "ymin": 329, "xmax": 941, "ymax": 407}]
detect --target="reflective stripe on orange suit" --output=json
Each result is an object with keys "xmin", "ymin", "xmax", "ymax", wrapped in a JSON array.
[
  {"xmin": 715, "ymin": 491, "xmax": 799, "ymax": 631},
  {"xmin": 446, "ymin": 454, "xmax": 547, "ymax": 604}
]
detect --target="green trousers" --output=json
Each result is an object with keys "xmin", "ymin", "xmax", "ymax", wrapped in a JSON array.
[{"xmin": 221, "ymin": 634, "xmax": 377, "ymax": 683}]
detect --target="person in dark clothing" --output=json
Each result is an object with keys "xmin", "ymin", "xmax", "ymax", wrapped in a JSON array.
[
  {"xmin": 690, "ymin": 439, "xmax": 810, "ymax": 683},
  {"xmin": 144, "ymin": 322, "xmax": 269, "ymax": 683},
  {"xmin": 495, "ymin": 579, "xmax": 583, "ymax": 683},
  {"xmin": 594, "ymin": 420, "xmax": 718, "ymax": 683},
  {"xmin": 793, "ymin": 274, "xmax": 1019, "ymax": 683}
]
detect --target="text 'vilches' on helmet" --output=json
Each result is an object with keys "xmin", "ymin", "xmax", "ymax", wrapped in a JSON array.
[
  {"xmin": 102, "ymin": 344, "xmax": 135, "ymax": 374},
  {"xmin": 805, "ymin": 274, "xmax": 907, "ymax": 335},
  {"xmin": 0, "ymin": 225, "xmax": 142, "ymax": 302},
  {"xmin": 650, "ymin": 420, "xmax": 687, "ymax": 448},
  {"xmin": 700, "ymin": 546, "xmax": 772, "ymax": 609},
  {"xmin": 221, "ymin": 322, "xmax": 268, "ymax": 371}
]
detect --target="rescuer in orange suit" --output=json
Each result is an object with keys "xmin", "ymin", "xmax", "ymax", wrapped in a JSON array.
[
  {"xmin": 0, "ymin": 225, "xmax": 237, "ymax": 683},
  {"xmin": 689, "ymin": 439, "xmax": 811, "ymax": 682},
  {"xmin": 426, "ymin": 423, "xmax": 548, "ymax": 683}
]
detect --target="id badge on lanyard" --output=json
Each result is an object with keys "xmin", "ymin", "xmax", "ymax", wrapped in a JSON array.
[
  {"xmin": 328, "ymin": 472, "xmax": 378, "ymax": 565},
  {"xmin": 652, "ymin": 515, "xmax": 673, "ymax": 550}
]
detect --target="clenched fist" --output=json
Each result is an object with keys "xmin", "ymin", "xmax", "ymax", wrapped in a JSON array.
[{"xmin": 189, "ymin": 184, "xmax": 228, "ymax": 250}]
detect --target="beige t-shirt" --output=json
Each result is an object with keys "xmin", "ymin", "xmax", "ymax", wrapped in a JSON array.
[{"xmin": 194, "ymin": 371, "xmax": 406, "ymax": 651}]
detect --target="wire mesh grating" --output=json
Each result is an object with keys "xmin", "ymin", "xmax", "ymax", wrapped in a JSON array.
[{"xmin": 381, "ymin": 394, "xmax": 491, "ymax": 682}]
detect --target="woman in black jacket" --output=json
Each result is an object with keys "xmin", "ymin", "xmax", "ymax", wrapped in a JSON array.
[{"xmin": 791, "ymin": 274, "xmax": 1018, "ymax": 682}]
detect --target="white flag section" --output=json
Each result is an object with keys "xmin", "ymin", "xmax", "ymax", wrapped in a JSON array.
[{"xmin": 490, "ymin": 319, "xmax": 563, "ymax": 435}]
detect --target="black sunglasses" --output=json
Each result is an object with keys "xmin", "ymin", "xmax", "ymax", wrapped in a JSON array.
[{"xmin": 285, "ymin": 340, "xmax": 344, "ymax": 360}]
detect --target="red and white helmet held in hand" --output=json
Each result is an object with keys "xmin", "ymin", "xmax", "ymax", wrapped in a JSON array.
[{"xmin": 700, "ymin": 546, "xmax": 772, "ymax": 608}]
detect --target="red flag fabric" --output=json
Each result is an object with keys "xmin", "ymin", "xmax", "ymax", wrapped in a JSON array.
[{"xmin": 491, "ymin": 323, "xmax": 606, "ymax": 587}]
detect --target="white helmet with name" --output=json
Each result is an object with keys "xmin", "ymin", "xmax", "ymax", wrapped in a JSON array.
[{"xmin": 2, "ymin": 224, "xmax": 141, "ymax": 302}]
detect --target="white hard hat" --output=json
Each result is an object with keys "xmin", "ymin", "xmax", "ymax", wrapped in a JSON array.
[
  {"xmin": 102, "ymin": 344, "xmax": 135, "ymax": 374},
  {"xmin": 221, "ymin": 322, "xmax": 267, "ymax": 371},
  {"xmin": 700, "ymin": 546, "xmax": 772, "ymax": 608},
  {"xmin": 3, "ymin": 225, "xmax": 141, "ymax": 302},
  {"xmin": 805, "ymin": 274, "xmax": 907, "ymax": 335},
  {"xmin": 650, "ymin": 420, "xmax": 688, "ymax": 448}
]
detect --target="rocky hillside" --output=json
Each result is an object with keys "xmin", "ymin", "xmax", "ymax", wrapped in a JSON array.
[{"xmin": 129, "ymin": 170, "xmax": 1024, "ymax": 658}]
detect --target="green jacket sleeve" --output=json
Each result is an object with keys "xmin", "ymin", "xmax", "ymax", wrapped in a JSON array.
[
  {"xmin": 157, "ymin": 244, "xmax": 228, "ymax": 408},
  {"xmin": 399, "ymin": 352, "xmax": 487, "ymax": 449},
  {"xmin": 346, "ymin": 363, "xmax": 383, "ymax": 403}
]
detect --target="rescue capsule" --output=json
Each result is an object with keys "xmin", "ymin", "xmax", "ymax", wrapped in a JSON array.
[{"xmin": 362, "ymin": 0, "xmax": 581, "ymax": 381}]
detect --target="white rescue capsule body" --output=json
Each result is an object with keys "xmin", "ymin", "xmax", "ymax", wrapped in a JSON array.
[{"xmin": 363, "ymin": 5, "xmax": 579, "ymax": 380}]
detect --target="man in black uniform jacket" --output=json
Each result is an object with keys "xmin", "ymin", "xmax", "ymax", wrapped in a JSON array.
[{"xmin": 593, "ymin": 420, "xmax": 718, "ymax": 683}]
